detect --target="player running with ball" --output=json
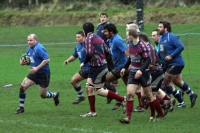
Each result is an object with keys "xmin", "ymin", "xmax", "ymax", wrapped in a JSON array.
[{"xmin": 14, "ymin": 34, "xmax": 59, "ymax": 114}]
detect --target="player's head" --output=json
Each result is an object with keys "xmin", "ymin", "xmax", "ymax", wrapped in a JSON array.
[
  {"xmin": 27, "ymin": 34, "xmax": 38, "ymax": 47},
  {"xmin": 83, "ymin": 22, "xmax": 94, "ymax": 37},
  {"xmin": 103, "ymin": 23, "xmax": 118, "ymax": 39},
  {"xmin": 127, "ymin": 29, "xmax": 139, "ymax": 43},
  {"xmin": 139, "ymin": 33, "xmax": 150, "ymax": 43},
  {"xmin": 76, "ymin": 31, "xmax": 85, "ymax": 44},
  {"xmin": 100, "ymin": 12, "xmax": 108, "ymax": 24},
  {"xmin": 158, "ymin": 21, "xmax": 171, "ymax": 35},
  {"xmin": 152, "ymin": 29, "xmax": 160, "ymax": 44},
  {"xmin": 126, "ymin": 21, "xmax": 134, "ymax": 29},
  {"xmin": 126, "ymin": 23, "xmax": 140, "ymax": 33}
]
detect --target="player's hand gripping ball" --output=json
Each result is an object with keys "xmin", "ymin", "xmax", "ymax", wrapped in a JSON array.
[{"xmin": 21, "ymin": 54, "xmax": 30, "ymax": 65}]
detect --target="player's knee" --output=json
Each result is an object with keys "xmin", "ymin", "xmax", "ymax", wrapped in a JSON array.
[
  {"xmin": 86, "ymin": 82, "xmax": 94, "ymax": 88},
  {"xmin": 163, "ymin": 78, "xmax": 171, "ymax": 86},
  {"xmin": 20, "ymin": 85, "xmax": 25, "ymax": 93},
  {"xmin": 127, "ymin": 94, "xmax": 133, "ymax": 100},
  {"xmin": 40, "ymin": 94, "xmax": 46, "ymax": 99},
  {"xmin": 70, "ymin": 79, "xmax": 76, "ymax": 86}
]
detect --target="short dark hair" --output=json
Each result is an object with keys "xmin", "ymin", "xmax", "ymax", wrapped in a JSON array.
[
  {"xmin": 128, "ymin": 29, "xmax": 138, "ymax": 39},
  {"xmin": 159, "ymin": 21, "xmax": 171, "ymax": 32},
  {"xmin": 76, "ymin": 31, "xmax": 84, "ymax": 37},
  {"xmin": 103, "ymin": 23, "xmax": 118, "ymax": 34},
  {"xmin": 139, "ymin": 33, "xmax": 149, "ymax": 42},
  {"xmin": 83, "ymin": 22, "xmax": 94, "ymax": 36},
  {"xmin": 100, "ymin": 12, "xmax": 108, "ymax": 17},
  {"xmin": 152, "ymin": 29, "xmax": 160, "ymax": 35}
]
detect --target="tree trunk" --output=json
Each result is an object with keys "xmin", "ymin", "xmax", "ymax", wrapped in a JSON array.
[
  {"xmin": 28, "ymin": 0, "xmax": 32, "ymax": 12},
  {"xmin": 36, "ymin": 0, "xmax": 39, "ymax": 6}
]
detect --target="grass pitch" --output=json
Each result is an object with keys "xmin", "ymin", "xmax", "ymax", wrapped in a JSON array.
[{"xmin": 0, "ymin": 24, "xmax": 199, "ymax": 133}]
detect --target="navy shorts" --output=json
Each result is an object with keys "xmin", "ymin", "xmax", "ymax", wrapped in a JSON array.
[
  {"xmin": 111, "ymin": 67, "xmax": 129, "ymax": 79},
  {"xmin": 165, "ymin": 66, "xmax": 184, "ymax": 75},
  {"xmin": 127, "ymin": 70, "xmax": 151, "ymax": 87},
  {"xmin": 78, "ymin": 69, "xmax": 89, "ymax": 79},
  {"xmin": 151, "ymin": 71, "xmax": 164, "ymax": 92},
  {"xmin": 88, "ymin": 64, "xmax": 108, "ymax": 84},
  {"xmin": 27, "ymin": 71, "xmax": 50, "ymax": 88}
]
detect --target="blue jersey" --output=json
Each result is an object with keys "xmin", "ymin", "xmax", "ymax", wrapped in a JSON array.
[
  {"xmin": 97, "ymin": 22, "xmax": 109, "ymax": 43},
  {"xmin": 158, "ymin": 32, "xmax": 185, "ymax": 67},
  {"xmin": 109, "ymin": 34, "xmax": 128, "ymax": 69},
  {"xmin": 72, "ymin": 42, "xmax": 90, "ymax": 71},
  {"xmin": 27, "ymin": 42, "xmax": 50, "ymax": 74}
]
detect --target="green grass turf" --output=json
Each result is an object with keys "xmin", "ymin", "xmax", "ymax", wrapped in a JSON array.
[{"xmin": 0, "ymin": 24, "xmax": 200, "ymax": 133}]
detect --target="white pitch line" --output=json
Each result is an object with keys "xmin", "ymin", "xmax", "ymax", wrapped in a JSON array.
[{"xmin": 0, "ymin": 119, "xmax": 118, "ymax": 133}]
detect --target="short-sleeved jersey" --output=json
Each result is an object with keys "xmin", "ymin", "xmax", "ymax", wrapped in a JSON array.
[
  {"xmin": 158, "ymin": 32, "xmax": 185, "ymax": 67},
  {"xmin": 128, "ymin": 40, "xmax": 150, "ymax": 72},
  {"xmin": 84, "ymin": 33, "xmax": 109, "ymax": 66},
  {"xmin": 27, "ymin": 42, "xmax": 50, "ymax": 74},
  {"xmin": 109, "ymin": 34, "xmax": 128, "ymax": 69},
  {"xmin": 72, "ymin": 42, "xmax": 90, "ymax": 71},
  {"xmin": 147, "ymin": 43, "xmax": 162, "ymax": 73},
  {"xmin": 97, "ymin": 22, "xmax": 109, "ymax": 43}
]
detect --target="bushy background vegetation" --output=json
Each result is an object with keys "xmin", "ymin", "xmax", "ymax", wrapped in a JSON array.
[
  {"xmin": 0, "ymin": 0, "xmax": 199, "ymax": 27},
  {"xmin": 1, "ymin": 0, "xmax": 200, "ymax": 11}
]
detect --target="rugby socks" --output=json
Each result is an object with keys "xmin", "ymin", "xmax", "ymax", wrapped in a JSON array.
[
  {"xmin": 172, "ymin": 90, "xmax": 183, "ymax": 103},
  {"xmin": 163, "ymin": 94, "xmax": 171, "ymax": 100},
  {"xmin": 88, "ymin": 95, "xmax": 96, "ymax": 112},
  {"xmin": 104, "ymin": 84, "xmax": 118, "ymax": 94},
  {"xmin": 136, "ymin": 92, "xmax": 143, "ymax": 107},
  {"xmin": 159, "ymin": 95, "xmax": 170, "ymax": 106},
  {"xmin": 74, "ymin": 84, "xmax": 84, "ymax": 98},
  {"xmin": 46, "ymin": 92, "xmax": 56, "ymax": 98},
  {"xmin": 107, "ymin": 90, "xmax": 124, "ymax": 102},
  {"xmin": 165, "ymin": 86, "xmax": 173, "ymax": 97},
  {"xmin": 126, "ymin": 101, "xmax": 133, "ymax": 120},
  {"xmin": 19, "ymin": 92, "xmax": 26, "ymax": 109},
  {"xmin": 155, "ymin": 99, "xmax": 164, "ymax": 117},
  {"xmin": 180, "ymin": 81, "xmax": 194, "ymax": 99},
  {"xmin": 149, "ymin": 100, "xmax": 156, "ymax": 117},
  {"xmin": 111, "ymin": 84, "xmax": 118, "ymax": 94}
]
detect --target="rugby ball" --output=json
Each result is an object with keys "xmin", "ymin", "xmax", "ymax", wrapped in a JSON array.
[{"xmin": 21, "ymin": 54, "xmax": 30, "ymax": 65}]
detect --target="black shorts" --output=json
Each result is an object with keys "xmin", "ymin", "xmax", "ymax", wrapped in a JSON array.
[
  {"xmin": 165, "ymin": 66, "xmax": 184, "ymax": 75},
  {"xmin": 27, "ymin": 71, "xmax": 50, "ymax": 88},
  {"xmin": 88, "ymin": 64, "xmax": 108, "ymax": 84},
  {"xmin": 78, "ymin": 69, "xmax": 89, "ymax": 79},
  {"xmin": 128, "ymin": 70, "xmax": 151, "ymax": 87},
  {"xmin": 111, "ymin": 68, "xmax": 129, "ymax": 79},
  {"xmin": 151, "ymin": 71, "xmax": 164, "ymax": 92}
]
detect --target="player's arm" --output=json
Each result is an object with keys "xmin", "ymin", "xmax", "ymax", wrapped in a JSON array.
[
  {"xmin": 30, "ymin": 59, "xmax": 50, "ymax": 74},
  {"xmin": 140, "ymin": 57, "xmax": 151, "ymax": 72},
  {"xmin": 83, "ymin": 54, "xmax": 93, "ymax": 65},
  {"xmin": 63, "ymin": 56, "xmax": 76, "ymax": 66},
  {"xmin": 80, "ymin": 54, "xmax": 93, "ymax": 68},
  {"xmin": 36, "ymin": 59, "xmax": 50, "ymax": 70},
  {"xmin": 170, "ymin": 36, "xmax": 184, "ymax": 58},
  {"xmin": 124, "ymin": 49, "xmax": 129, "ymax": 57}
]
